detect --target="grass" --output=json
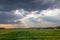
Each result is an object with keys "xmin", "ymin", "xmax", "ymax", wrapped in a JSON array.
[{"xmin": 0, "ymin": 29, "xmax": 60, "ymax": 40}]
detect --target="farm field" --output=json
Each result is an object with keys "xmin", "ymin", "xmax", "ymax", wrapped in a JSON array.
[{"xmin": 0, "ymin": 29, "xmax": 60, "ymax": 40}]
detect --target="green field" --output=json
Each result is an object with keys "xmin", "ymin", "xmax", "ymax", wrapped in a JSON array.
[{"xmin": 0, "ymin": 29, "xmax": 60, "ymax": 40}]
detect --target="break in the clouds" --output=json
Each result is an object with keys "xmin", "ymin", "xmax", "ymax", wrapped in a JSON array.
[{"xmin": 0, "ymin": 0, "xmax": 60, "ymax": 28}]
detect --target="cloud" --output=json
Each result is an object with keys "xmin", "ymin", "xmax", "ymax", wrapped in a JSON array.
[
  {"xmin": 0, "ymin": 9, "xmax": 29, "ymax": 24},
  {"xmin": 0, "ymin": 0, "xmax": 60, "ymax": 28},
  {"xmin": 0, "ymin": 8, "xmax": 60, "ymax": 28},
  {"xmin": 0, "ymin": 10, "xmax": 20, "ymax": 24},
  {"xmin": 0, "ymin": 0, "xmax": 60, "ymax": 11},
  {"xmin": 20, "ymin": 8, "xmax": 60, "ymax": 28},
  {"xmin": 40, "ymin": 9, "xmax": 60, "ymax": 22},
  {"xmin": 0, "ymin": 0, "xmax": 34, "ymax": 11}
]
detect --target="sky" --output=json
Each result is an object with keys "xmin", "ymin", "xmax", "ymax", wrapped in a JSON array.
[{"xmin": 0, "ymin": 0, "xmax": 60, "ymax": 28}]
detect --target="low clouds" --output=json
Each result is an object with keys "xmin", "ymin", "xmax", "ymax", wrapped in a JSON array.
[
  {"xmin": 0, "ymin": 8, "xmax": 60, "ymax": 27},
  {"xmin": 0, "ymin": 8, "xmax": 60, "ymax": 28},
  {"xmin": 20, "ymin": 9, "xmax": 60, "ymax": 27}
]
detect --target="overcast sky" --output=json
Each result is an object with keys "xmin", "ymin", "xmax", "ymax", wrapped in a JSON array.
[{"xmin": 0, "ymin": 0, "xmax": 60, "ymax": 28}]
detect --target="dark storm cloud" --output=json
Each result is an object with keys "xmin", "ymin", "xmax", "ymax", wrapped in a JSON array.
[
  {"xmin": 0, "ymin": 0, "xmax": 34, "ymax": 11},
  {"xmin": 0, "ymin": 12, "xmax": 13, "ymax": 24},
  {"xmin": 0, "ymin": 0, "xmax": 50, "ymax": 11},
  {"xmin": 0, "ymin": 0, "xmax": 60, "ymax": 11},
  {"xmin": 0, "ymin": 11, "xmax": 21, "ymax": 24}
]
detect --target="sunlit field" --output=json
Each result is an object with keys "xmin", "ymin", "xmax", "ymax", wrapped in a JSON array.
[{"xmin": 0, "ymin": 28, "xmax": 60, "ymax": 40}]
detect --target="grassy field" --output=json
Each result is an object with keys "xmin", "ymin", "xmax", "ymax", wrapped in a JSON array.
[{"xmin": 0, "ymin": 29, "xmax": 60, "ymax": 40}]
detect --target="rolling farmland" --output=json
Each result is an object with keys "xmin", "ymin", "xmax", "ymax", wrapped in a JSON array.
[{"xmin": 0, "ymin": 29, "xmax": 60, "ymax": 40}]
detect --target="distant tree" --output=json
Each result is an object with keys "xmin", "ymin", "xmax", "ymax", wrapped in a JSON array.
[
  {"xmin": 0, "ymin": 28, "xmax": 5, "ymax": 29},
  {"xmin": 56, "ymin": 26, "xmax": 60, "ymax": 29}
]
